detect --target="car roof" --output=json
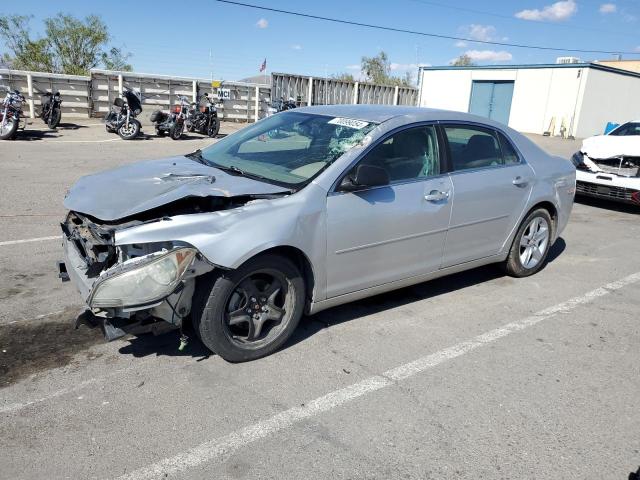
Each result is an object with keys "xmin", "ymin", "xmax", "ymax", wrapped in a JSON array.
[{"xmin": 292, "ymin": 104, "xmax": 508, "ymax": 128}]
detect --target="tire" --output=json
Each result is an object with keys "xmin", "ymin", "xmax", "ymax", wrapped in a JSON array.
[
  {"xmin": 502, "ymin": 208, "xmax": 553, "ymax": 277},
  {"xmin": 118, "ymin": 119, "xmax": 141, "ymax": 140},
  {"xmin": 192, "ymin": 254, "xmax": 306, "ymax": 362},
  {"xmin": 47, "ymin": 107, "xmax": 61, "ymax": 129},
  {"xmin": 0, "ymin": 115, "xmax": 19, "ymax": 140},
  {"xmin": 207, "ymin": 117, "xmax": 220, "ymax": 138},
  {"xmin": 169, "ymin": 122, "xmax": 183, "ymax": 140}
]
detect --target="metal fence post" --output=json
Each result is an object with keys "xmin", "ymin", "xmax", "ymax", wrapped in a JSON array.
[
  {"xmin": 393, "ymin": 85, "xmax": 399, "ymax": 105},
  {"xmin": 254, "ymin": 85, "xmax": 259, "ymax": 122},
  {"xmin": 353, "ymin": 81, "xmax": 359, "ymax": 104},
  {"xmin": 26, "ymin": 73, "xmax": 35, "ymax": 118},
  {"xmin": 307, "ymin": 77, "xmax": 313, "ymax": 106},
  {"xmin": 192, "ymin": 80, "xmax": 197, "ymax": 102}
]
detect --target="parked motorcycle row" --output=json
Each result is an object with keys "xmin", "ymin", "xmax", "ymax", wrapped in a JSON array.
[
  {"xmin": 149, "ymin": 92, "xmax": 219, "ymax": 141},
  {"xmin": 0, "ymin": 85, "xmax": 288, "ymax": 141},
  {"xmin": 0, "ymin": 86, "xmax": 62, "ymax": 140}
]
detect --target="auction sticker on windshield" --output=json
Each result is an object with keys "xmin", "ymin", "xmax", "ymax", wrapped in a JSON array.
[{"xmin": 328, "ymin": 117, "xmax": 370, "ymax": 129}]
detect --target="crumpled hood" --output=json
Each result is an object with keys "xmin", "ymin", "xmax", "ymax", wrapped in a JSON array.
[
  {"xmin": 64, "ymin": 156, "xmax": 290, "ymax": 221},
  {"xmin": 581, "ymin": 135, "xmax": 640, "ymax": 159}
]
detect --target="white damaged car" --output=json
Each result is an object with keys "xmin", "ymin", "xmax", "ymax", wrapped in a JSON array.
[{"xmin": 572, "ymin": 121, "xmax": 640, "ymax": 205}]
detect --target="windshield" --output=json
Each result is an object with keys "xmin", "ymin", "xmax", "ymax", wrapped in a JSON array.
[
  {"xmin": 609, "ymin": 122, "xmax": 640, "ymax": 136},
  {"xmin": 198, "ymin": 111, "xmax": 377, "ymax": 187}
]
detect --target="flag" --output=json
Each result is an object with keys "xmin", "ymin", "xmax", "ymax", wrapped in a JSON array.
[{"xmin": 259, "ymin": 58, "xmax": 267, "ymax": 72}]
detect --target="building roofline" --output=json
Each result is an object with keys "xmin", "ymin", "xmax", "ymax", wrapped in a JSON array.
[{"xmin": 418, "ymin": 62, "xmax": 640, "ymax": 79}]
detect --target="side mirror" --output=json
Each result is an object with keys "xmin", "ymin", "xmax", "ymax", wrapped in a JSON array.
[{"xmin": 339, "ymin": 164, "xmax": 390, "ymax": 191}]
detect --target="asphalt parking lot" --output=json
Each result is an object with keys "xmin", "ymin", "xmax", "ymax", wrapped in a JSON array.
[{"xmin": 1, "ymin": 119, "xmax": 639, "ymax": 480}]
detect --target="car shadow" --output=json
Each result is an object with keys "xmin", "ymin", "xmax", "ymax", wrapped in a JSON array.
[
  {"xmin": 117, "ymin": 237, "xmax": 566, "ymax": 360},
  {"xmin": 286, "ymin": 238, "xmax": 566, "ymax": 350},
  {"xmin": 576, "ymin": 195, "xmax": 639, "ymax": 214}
]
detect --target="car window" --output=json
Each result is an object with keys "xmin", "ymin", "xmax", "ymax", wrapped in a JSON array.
[
  {"xmin": 199, "ymin": 112, "xmax": 377, "ymax": 186},
  {"xmin": 357, "ymin": 126, "xmax": 440, "ymax": 183},
  {"xmin": 444, "ymin": 126, "xmax": 502, "ymax": 171},
  {"xmin": 609, "ymin": 122, "xmax": 640, "ymax": 136},
  {"xmin": 497, "ymin": 132, "xmax": 521, "ymax": 165}
]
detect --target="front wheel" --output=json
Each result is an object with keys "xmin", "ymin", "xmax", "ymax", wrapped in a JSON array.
[
  {"xmin": 47, "ymin": 107, "xmax": 61, "ymax": 129},
  {"xmin": 192, "ymin": 254, "xmax": 305, "ymax": 362},
  {"xmin": 169, "ymin": 122, "xmax": 184, "ymax": 140},
  {"xmin": 207, "ymin": 117, "xmax": 220, "ymax": 138},
  {"xmin": 118, "ymin": 119, "xmax": 141, "ymax": 140},
  {"xmin": 501, "ymin": 208, "xmax": 553, "ymax": 277},
  {"xmin": 0, "ymin": 115, "xmax": 19, "ymax": 140}
]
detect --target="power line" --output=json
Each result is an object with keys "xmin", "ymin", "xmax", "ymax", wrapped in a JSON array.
[
  {"xmin": 213, "ymin": 0, "xmax": 640, "ymax": 56},
  {"xmin": 408, "ymin": 0, "xmax": 639, "ymax": 38}
]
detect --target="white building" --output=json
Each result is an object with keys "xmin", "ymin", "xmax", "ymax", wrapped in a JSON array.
[{"xmin": 417, "ymin": 63, "xmax": 640, "ymax": 139}]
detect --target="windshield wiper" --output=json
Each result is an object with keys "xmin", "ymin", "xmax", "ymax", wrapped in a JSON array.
[{"xmin": 186, "ymin": 149, "xmax": 208, "ymax": 165}]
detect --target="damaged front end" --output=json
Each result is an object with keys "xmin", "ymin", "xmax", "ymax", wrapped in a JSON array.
[
  {"xmin": 572, "ymin": 151, "xmax": 640, "ymax": 205},
  {"xmin": 59, "ymin": 211, "xmax": 213, "ymax": 341}
]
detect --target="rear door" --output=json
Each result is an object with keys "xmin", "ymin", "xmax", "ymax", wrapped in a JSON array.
[{"xmin": 440, "ymin": 123, "xmax": 534, "ymax": 267}]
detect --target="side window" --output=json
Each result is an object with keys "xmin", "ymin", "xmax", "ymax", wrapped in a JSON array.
[
  {"xmin": 444, "ymin": 126, "xmax": 502, "ymax": 171},
  {"xmin": 498, "ymin": 132, "xmax": 521, "ymax": 165},
  {"xmin": 358, "ymin": 126, "xmax": 440, "ymax": 183}
]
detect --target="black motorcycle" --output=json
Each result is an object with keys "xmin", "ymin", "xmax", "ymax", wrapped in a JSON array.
[
  {"xmin": 105, "ymin": 87, "xmax": 142, "ymax": 140},
  {"xmin": 0, "ymin": 87, "xmax": 25, "ymax": 140},
  {"xmin": 150, "ymin": 95, "xmax": 190, "ymax": 140},
  {"xmin": 40, "ymin": 91, "xmax": 62, "ymax": 129},
  {"xmin": 186, "ymin": 93, "xmax": 220, "ymax": 138}
]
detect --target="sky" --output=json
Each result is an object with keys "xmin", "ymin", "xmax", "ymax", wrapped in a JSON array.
[{"xmin": 2, "ymin": 0, "xmax": 640, "ymax": 83}]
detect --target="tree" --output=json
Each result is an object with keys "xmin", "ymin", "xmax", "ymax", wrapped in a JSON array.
[
  {"xmin": 451, "ymin": 54, "xmax": 475, "ymax": 66},
  {"xmin": 0, "ymin": 13, "xmax": 132, "ymax": 74},
  {"xmin": 101, "ymin": 47, "xmax": 132, "ymax": 72},
  {"xmin": 332, "ymin": 73, "xmax": 355, "ymax": 82},
  {"xmin": 0, "ymin": 15, "xmax": 55, "ymax": 71},
  {"xmin": 360, "ymin": 51, "xmax": 412, "ymax": 86}
]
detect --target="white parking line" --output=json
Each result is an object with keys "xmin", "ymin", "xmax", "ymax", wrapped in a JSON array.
[
  {"xmin": 113, "ymin": 270, "xmax": 640, "ymax": 480},
  {"xmin": 0, "ymin": 236, "xmax": 59, "ymax": 247},
  {"xmin": 41, "ymin": 138, "xmax": 120, "ymax": 143}
]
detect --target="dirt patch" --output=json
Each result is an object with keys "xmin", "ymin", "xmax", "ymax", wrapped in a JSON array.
[{"xmin": 0, "ymin": 307, "xmax": 104, "ymax": 388}]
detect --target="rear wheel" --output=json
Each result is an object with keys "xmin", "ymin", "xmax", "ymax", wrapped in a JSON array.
[
  {"xmin": 192, "ymin": 254, "xmax": 305, "ymax": 362},
  {"xmin": 0, "ymin": 114, "xmax": 19, "ymax": 140},
  {"xmin": 502, "ymin": 208, "xmax": 553, "ymax": 277}
]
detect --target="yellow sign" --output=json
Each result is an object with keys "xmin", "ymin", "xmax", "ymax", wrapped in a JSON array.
[{"xmin": 211, "ymin": 80, "xmax": 221, "ymax": 88}]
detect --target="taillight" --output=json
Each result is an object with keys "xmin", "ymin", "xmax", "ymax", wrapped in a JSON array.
[
  {"xmin": 172, "ymin": 105, "xmax": 182, "ymax": 114},
  {"xmin": 631, "ymin": 191, "xmax": 640, "ymax": 205}
]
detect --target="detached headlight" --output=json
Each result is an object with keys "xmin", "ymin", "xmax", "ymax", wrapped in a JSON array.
[{"xmin": 89, "ymin": 248, "xmax": 196, "ymax": 308}]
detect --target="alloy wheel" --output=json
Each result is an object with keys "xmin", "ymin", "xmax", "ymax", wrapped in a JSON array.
[
  {"xmin": 223, "ymin": 269, "xmax": 294, "ymax": 347},
  {"xmin": 519, "ymin": 217, "xmax": 550, "ymax": 269}
]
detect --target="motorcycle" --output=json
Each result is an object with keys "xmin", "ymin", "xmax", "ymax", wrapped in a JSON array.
[
  {"xmin": 104, "ymin": 87, "xmax": 142, "ymax": 140},
  {"xmin": 186, "ymin": 93, "xmax": 220, "ymax": 138},
  {"xmin": 0, "ymin": 87, "xmax": 25, "ymax": 140},
  {"xmin": 262, "ymin": 96, "xmax": 298, "ymax": 119},
  {"xmin": 150, "ymin": 95, "xmax": 190, "ymax": 140},
  {"xmin": 40, "ymin": 91, "xmax": 62, "ymax": 129}
]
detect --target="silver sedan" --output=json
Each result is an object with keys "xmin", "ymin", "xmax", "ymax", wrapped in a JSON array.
[{"xmin": 60, "ymin": 105, "xmax": 576, "ymax": 361}]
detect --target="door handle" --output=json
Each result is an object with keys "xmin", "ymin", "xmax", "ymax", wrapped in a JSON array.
[
  {"xmin": 512, "ymin": 176, "xmax": 529, "ymax": 187},
  {"xmin": 424, "ymin": 190, "xmax": 449, "ymax": 202}
]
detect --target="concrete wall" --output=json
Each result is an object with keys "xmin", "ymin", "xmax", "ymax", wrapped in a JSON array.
[
  {"xmin": 0, "ymin": 68, "xmax": 270, "ymax": 121},
  {"xmin": 575, "ymin": 68, "xmax": 640, "ymax": 138}
]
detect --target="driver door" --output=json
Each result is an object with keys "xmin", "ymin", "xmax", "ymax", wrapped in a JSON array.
[{"xmin": 325, "ymin": 125, "xmax": 453, "ymax": 298}]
